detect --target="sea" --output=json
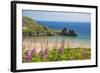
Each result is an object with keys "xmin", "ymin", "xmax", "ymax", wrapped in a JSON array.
[
  {"xmin": 36, "ymin": 21, "xmax": 91, "ymax": 47},
  {"xmin": 23, "ymin": 21, "xmax": 91, "ymax": 48},
  {"xmin": 37, "ymin": 21, "xmax": 91, "ymax": 37}
]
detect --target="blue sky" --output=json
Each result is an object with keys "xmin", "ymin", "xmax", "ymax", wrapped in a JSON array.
[{"xmin": 23, "ymin": 10, "xmax": 91, "ymax": 22}]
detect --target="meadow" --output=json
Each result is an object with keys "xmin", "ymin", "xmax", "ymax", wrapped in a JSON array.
[{"xmin": 22, "ymin": 39, "xmax": 91, "ymax": 63}]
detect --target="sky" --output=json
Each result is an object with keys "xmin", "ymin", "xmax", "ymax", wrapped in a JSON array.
[{"xmin": 23, "ymin": 10, "xmax": 91, "ymax": 22}]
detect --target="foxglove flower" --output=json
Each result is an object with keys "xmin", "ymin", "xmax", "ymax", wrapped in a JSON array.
[
  {"xmin": 39, "ymin": 48, "xmax": 48, "ymax": 60},
  {"xmin": 25, "ymin": 50, "xmax": 32, "ymax": 62},
  {"xmin": 39, "ymin": 49, "xmax": 44, "ymax": 59},
  {"xmin": 44, "ymin": 49, "xmax": 48, "ymax": 59},
  {"xmin": 31, "ymin": 48, "xmax": 36, "ymax": 54},
  {"xmin": 58, "ymin": 40, "xmax": 65, "ymax": 54},
  {"xmin": 58, "ymin": 48, "xmax": 64, "ymax": 54}
]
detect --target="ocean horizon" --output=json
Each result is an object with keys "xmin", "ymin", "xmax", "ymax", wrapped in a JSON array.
[{"xmin": 36, "ymin": 21, "xmax": 91, "ymax": 37}]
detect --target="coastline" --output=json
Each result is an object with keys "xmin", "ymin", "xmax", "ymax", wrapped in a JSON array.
[{"xmin": 23, "ymin": 40, "xmax": 90, "ymax": 53}]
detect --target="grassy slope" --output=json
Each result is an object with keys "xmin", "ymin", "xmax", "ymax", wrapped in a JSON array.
[{"xmin": 22, "ymin": 16, "xmax": 56, "ymax": 34}]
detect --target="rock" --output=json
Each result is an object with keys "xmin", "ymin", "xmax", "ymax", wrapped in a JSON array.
[{"xmin": 60, "ymin": 28, "xmax": 77, "ymax": 36}]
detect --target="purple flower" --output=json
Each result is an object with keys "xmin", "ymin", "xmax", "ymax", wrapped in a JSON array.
[
  {"xmin": 25, "ymin": 50, "xmax": 32, "ymax": 62},
  {"xmin": 39, "ymin": 49, "xmax": 44, "ymax": 59},
  {"xmin": 39, "ymin": 49, "xmax": 48, "ymax": 59},
  {"xmin": 45, "ymin": 49, "xmax": 48, "ymax": 54},
  {"xmin": 44, "ymin": 49, "xmax": 48, "ymax": 59},
  {"xmin": 31, "ymin": 48, "xmax": 36, "ymax": 54},
  {"xmin": 58, "ymin": 48, "xmax": 64, "ymax": 54},
  {"xmin": 58, "ymin": 39, "xmax": 65, "ymax": 54}
]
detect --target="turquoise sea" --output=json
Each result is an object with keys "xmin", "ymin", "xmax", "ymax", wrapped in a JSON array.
[
  {"xmin": 36, "ymin": 21, "xmax": 91, "ymax": 48},
  {"xmin": 23, "ymin": 21, "xmax": 91, "ymax": 48}
]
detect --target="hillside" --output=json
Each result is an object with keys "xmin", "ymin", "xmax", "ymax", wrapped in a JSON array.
[
  {"xmin": 22, "ymin": 16, "xmax": 55, "ymax": 36},
  {"xmin": 22, "ymin": 16, "xmax": 77, "ymax": 36}
]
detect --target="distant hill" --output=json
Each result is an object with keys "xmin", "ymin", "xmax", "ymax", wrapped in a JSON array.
[{"xmin": 22, "ymin": 16, "xmax": 77, "ymax": 36}]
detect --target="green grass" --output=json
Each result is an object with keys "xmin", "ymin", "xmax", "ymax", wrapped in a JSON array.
[{"xmin": 22, "ymin": 48, "xmax": 91, "ymax": 63}]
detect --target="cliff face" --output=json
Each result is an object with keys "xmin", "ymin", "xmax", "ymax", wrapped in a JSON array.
[{"xmin": 23, "ymin": 16, "xmax": 77, "ymax": 36}]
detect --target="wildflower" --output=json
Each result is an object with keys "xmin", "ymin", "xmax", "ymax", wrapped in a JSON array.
[
  {"xmin": 31, "ymin": 48, "xmax": 36, "ymax": 54},
  {"xmin": 58, "ymin": 48, "xmax": 64, "ymax": 54},
  {"xmin": 25, "ymin": 50, "xmax": 32, "ymax": 62},
  {"xmin": 44, "ymin": 49, "xmax": 48, "ymax": 59},
  {"xmin": 39, "ymin": 49, "xmax": 44, "ymax": 59},
  {"xmin": 39, "ymin": 48, "xmax": 49, "ymax": 60},
  {"xmin": 55, "ymin": 38, "xmax": 57, "ymax": 49},
  {"xmin": 58, "ymin": 39, "xmax": 65, "ymax": 54}
]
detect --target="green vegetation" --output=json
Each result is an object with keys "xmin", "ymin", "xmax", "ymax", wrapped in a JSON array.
[
  {"xmin": 22, "ymin": 48, "xmax": 91, "ymax": 62},
  {"xmin": 23, "ymin": 16, "xmax": 56, "ymax": 36},
  {"xmin": 22, "ymin": 16, "xmax": 77, "ymax": 36}
]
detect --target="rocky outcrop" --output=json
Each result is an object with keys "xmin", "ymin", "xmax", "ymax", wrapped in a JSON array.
[{"xmin": 60, "ymin": 28, "xmax": 77, "ymax": 36}]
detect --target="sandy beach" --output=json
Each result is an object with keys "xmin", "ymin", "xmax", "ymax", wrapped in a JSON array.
[{"xmin": 22, "ymin": 39, "xmax": 90, "ymax": 53}]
